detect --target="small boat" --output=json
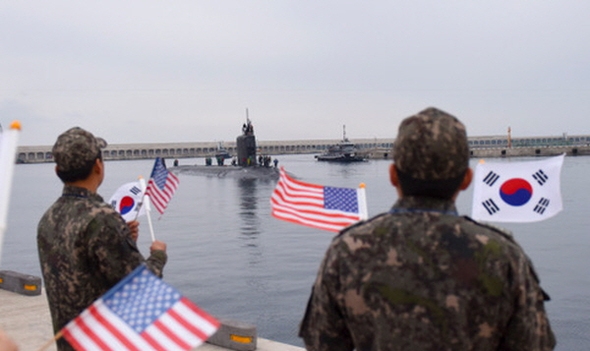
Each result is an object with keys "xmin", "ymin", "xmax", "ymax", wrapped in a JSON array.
[
  {"xmin": 315, "ymin": 125, "xmax": 366, "ymax": 163},
  {"xmin": 214, "ymin": 142, "xmax": 232, "ymax": 160}
]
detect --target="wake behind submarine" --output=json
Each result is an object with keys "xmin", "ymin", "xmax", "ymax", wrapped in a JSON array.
[{"xmin": 171, "ymin": 118, "xmax": 280, "ymax": 180}]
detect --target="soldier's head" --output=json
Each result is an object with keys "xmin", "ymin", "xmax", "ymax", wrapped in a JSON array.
[
  {"xmin": 390, "ymin": 107, "xmax": 472, "ymax": 199},
  {"xmin": 52, "ymin": 127, "xmax": 107, "ymax": 183}
]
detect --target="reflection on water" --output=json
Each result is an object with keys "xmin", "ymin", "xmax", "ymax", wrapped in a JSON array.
[
  {"xmin": 237, "ymin": 178, "xmax": 267, "ymax": 269},
  {"xmin": 238, "ymin": 178, "xmax": 260, "ymax": 240}
]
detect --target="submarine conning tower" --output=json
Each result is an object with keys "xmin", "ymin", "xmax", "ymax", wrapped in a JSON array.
[{"xmin": 237, "ymin": 118, "xmax": 257, "ymax": 167}]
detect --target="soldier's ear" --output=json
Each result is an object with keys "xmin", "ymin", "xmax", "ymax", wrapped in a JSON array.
[
  {"xmin": 93, "ymin": 157, "xmax": 104, "ymax": 176},
  {"xmin": 389, "ymin": 163, "xmax": 399, "ymax": 187},
  {"xmin": 459, "ymin": 168, "xmax": 473, "ymax": 191},
  {"xmin": 389, "ymin": 164, "xmax": 404, "ymax": 198}
]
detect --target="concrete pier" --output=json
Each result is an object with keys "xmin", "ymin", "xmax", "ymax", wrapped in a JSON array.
[{"xmin": 0, "ymin": 289, "xmax": 303, "ymax": 351}]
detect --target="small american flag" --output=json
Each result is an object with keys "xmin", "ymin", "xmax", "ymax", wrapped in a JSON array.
[
  {"xmin": 62, "ymin": 265, "xmax": 220, "ymax": 351},
  {"xmin": 145, "ymin": 158, "xmax": 179, "ymax": 215},
  {"xmin": 271, "ymin": 167, "xmax": 368, "ymax": 232}
]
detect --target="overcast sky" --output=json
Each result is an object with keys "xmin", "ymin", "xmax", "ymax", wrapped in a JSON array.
[{"xmin": 1, "ymin": 1, "xmax": 589, "ymax": 146}]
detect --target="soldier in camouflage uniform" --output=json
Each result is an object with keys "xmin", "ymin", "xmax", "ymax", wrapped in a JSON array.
[
  {"xmin": 299, "ymin": 108, "xmax": 555, "ymax": 351},
  {"xmin": 37, "ymin": 127, "xmax": 168, "ymax": 351}
]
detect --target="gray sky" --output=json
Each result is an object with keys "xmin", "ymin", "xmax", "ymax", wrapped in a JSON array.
[{"xmin": 2, "ymin": 1, "xmax": 589, "ymax": 146}]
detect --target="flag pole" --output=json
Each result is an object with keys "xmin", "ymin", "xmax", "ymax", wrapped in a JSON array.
[
  {"xmin": 0, "ymin": 121, "xmax": 21, "ymax": 266},
  {"xmin": 144, "ymin": 195, "xmax": 156, "ymax": 243},
  {"xmin": 134, "ymin": 176, "xmax": 146, "ymax": 222},
  {"xmin": 138, "ymin": 176, "xmax": 156, "ymax": 242},
  {"xmin": 357, "ymin": 182, "xmax": 368, "ymax": 220},
  {"xmin": 35, "ymin": 331, "xmax": 63, "ymax": 351}
]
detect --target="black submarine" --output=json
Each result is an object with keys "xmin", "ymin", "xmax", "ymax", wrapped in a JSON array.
[{"xmin": 171, "ymin": 116, "xmax": 280, "ymax": 180}]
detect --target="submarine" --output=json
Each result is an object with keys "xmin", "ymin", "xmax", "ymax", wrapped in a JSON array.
[{"xmin": 170, "ymin": 116, "xmax": 280, "ymax": 180}]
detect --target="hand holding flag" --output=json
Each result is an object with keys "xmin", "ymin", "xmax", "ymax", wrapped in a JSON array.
[
  {"xmin": 145, "ymin": 158, "xmax": 179, "ymax": 215},
  {"xmin": 271, "ymin": 167, "xmax": 368, "ymax": 232},
  {"xmin": 471, "ymin": 154, "xmax": 564, "ymax": 223},
  {"xmin": 60, "ymin": 264, "xmax": 219, "ymax": 351}
]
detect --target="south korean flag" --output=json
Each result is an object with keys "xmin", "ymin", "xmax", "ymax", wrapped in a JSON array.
[
  {"xmin": 471, "ymin": 154, "xmax": 564, "ymax": 223},
  {"xmin": 109, "ymin": 181, "xmax": 146, "ymax": 222}
]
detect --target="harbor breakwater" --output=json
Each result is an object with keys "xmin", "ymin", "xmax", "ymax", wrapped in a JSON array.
[
  {"xmin": 360, "ymin": 144, "xmax": 590, "ymax": 160},
  {"xmin": 15, "ymin": 134, "xmax": 590, "ymax": 164}
]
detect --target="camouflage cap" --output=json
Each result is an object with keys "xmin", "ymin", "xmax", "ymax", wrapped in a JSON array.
[
  {"xmin": 393, "ymin": 107, "xmax": 469, "ymax": 180},
  {"xmin": 52, "ymin": 127, "xmax": 107, "ymax": 172}
]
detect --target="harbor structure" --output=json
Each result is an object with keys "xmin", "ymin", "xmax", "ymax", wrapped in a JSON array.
[{"xmin": 14, "ymin": 134, "xmax": 590, "ymax": 164}]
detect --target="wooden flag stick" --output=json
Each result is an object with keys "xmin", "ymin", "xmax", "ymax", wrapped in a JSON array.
[{"xmin": 35, "ymin": 331, "xmax": 63, "ymax": 351}]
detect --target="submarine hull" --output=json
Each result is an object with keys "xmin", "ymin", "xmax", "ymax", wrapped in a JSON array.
[{"xmin": 172, "ymin": 165, "xmax": 279, "ymax": 180}]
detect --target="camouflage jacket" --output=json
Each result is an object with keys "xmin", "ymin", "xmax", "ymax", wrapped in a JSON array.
[
  {"xmin": 37, "ymin": 185, "xmax": 167, "ymax": 351},
  {"xmin": 299, "ymin": 196, "xmax": 555, "ymax": 351}
]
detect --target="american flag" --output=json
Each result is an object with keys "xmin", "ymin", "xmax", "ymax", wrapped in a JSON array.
[
  {"xmin": 271, "ymin": 167, "xmax": 368, "ymax": 232},
  {"xmin": 145, "ymin": 158, "xmax": 179, "ymax": 215},
  {"xmin": 62, "ymin": 265, "xmax": 220, "ymax": 351}
]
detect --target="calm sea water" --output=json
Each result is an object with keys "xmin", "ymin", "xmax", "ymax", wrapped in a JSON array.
[{"xmin": 2, "ymin": 155, "xmax": 589, "ymax": 350}]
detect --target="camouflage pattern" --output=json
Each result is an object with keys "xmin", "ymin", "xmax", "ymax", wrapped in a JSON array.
[
  {"xmin": 393, "ymin": 107, "xmax": 469, "ymax": 180},
  {"xmin": 37, "ymin": 185, "xmax": 167, "ymax": 351},
  {"xmin": 299, "ymin": 196, "xmax": 556, "ymax": 351},
  {"xmin": 52, "ymin": 127, "xmax": 107, "ymax": 172}
]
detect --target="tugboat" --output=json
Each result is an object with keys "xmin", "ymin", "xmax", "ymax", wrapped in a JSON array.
[
  {"xmin": 215, "ymin": 142, "xmax": 232, "ymax": 159},
  {"xmin": 315, "ymin": 125, "xmax": 367, "ymax": 163},
  {"xmin": 213, "ymin": 142, "xmax": 232, "ymax": 165}
]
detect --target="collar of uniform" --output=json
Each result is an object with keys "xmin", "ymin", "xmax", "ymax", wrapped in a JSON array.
[
  {"xmin": 61, "ymin": 184, "xmax": 103, "ymax": 202},
  {"xmin": 391, "ymin": 195, "xmax": 458, "ymax": 216}
]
